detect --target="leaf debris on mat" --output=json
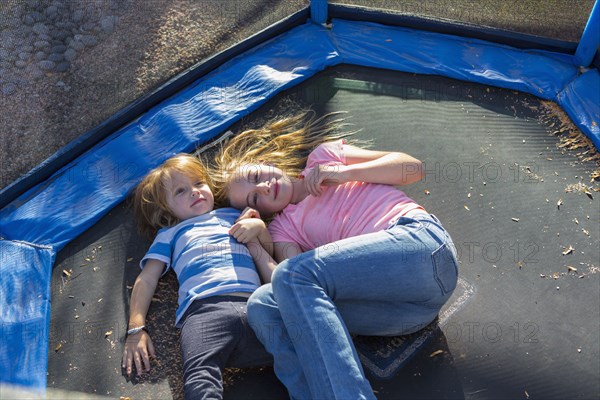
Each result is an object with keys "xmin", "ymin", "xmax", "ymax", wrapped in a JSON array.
[
  {"xmin": 429, "ymin": 350, "xmax": 444, "ymax": 358},
  {"xmin": 562, "ymin": 245, "xmax": 574, "ymax": 256}
]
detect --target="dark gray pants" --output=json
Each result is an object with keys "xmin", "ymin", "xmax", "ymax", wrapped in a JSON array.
[{"xmin": 179, "ymin": 295, "xmax": 273, "ymax": 399}]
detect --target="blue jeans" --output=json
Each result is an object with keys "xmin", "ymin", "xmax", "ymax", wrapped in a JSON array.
[
  {"xmin": 247, "ymin": 214, "xmax": 458, "ymax": 399},
  {"xmin": 179, "ymin": 295, "xmax": 273, "ymax": 399}
]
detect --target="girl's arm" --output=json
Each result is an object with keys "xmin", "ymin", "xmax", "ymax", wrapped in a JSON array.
[
  {"xmin": 246, "ymin": 238, "xmax": 278, "ymax": 283},
  {"xmin": 122, "ymin": 259, "xmax": 164, "ymax": 376},
  {"xmin": 304, "ymin": 144, "xmax": 424, "ymax": 196},
  {"xmin": 273, "ymin": 241, "xmax": 302, "ymax": 263}
]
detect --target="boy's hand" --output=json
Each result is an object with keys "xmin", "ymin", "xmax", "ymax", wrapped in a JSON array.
[
  {"xmin": 122, "ymin": 331, "xmax": 155, "ymax": 377},
  {"xmin": 236, "ymin": 207, "xmax": 261, "ymax": 222},
  {"xmin": 230, "ymin": 218, "xmax": 266, "ymax": 243}
]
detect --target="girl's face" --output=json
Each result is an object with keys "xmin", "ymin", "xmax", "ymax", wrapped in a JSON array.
[
  {"xmin": 227, "ymin": 164, "xmax": 293, "ymax": 217},
  {"xmin": 165, "ymin": 171, "xmax": 214, "ymax": 221}
]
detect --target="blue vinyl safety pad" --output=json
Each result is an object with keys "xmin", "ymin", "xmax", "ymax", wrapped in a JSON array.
[{"xmin": 0, "ymin": 18, "xmax": 598, "ymax": 388}]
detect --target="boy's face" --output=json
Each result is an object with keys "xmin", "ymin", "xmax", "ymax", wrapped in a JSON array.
[{"xmin": 166, "ymin": 171, "xmax": 214, "ymax": 221}]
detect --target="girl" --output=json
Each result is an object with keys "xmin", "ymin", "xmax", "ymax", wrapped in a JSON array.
[
  {"xmin": 122, "ymin": 153, "xmax": 276, "ymax": 399},
  {"xmin": 212, "ymin": 112, "xmax": 459, "ymax": 399}
]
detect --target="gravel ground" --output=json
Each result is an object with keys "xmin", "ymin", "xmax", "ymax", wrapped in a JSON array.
[
  {"xmin": 0, "ymin": 0, "xmax": 594, "ymax": 193},
  {"xmin": 0, "ymin": 0, "xmax": 308, "ymax": 191}
]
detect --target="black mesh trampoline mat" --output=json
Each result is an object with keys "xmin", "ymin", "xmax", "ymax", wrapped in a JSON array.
[{"xmin": 49, "ymin": 65, "xmax": 599, "ymax": 399}]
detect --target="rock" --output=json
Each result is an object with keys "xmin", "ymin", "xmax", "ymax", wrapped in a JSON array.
[
  {"xmin": 72, "ymin": 9, "xmax": 85, "ymax": 23},
  {"xmin": 56, "ymin": 21, "xmax": 76, "ymax": 31},
  {"xmin": 100, "ymin": 16, "xmax": 118, "ymax": 34},
  {"xmin": 82, "ymin": 22, "xmax": 96, "ymax": 32},
  {"xmin": 51, "ymin": 29, "xmax": 70, "ymax": 41},
  {"xmin": 70, "ymin": 40, "xmax": 85, "ymax": 51},
  {"xmin": 51, "ymin": 44, "xmax": 67, "ymax": 54},
  {"xmin": 55, "ymin": 61, "xmax": 70, "ymax": 73},
  {"xmin": 33, "ymin": 40, "xmax": 50, "ymax": 49},
  {"xmin": 2, "ymin": 83, "xmax": 17, "ymax": 96},
  {"xmin": 38, "ymin": 60, "xmax": 55, "ymax": 71},
  {"xmin": 80, "ymin": 35, "xmax": 98, "ymax": 47},
  {"xmin": 25, "ymin": 0, "xmax": 42, "ymax": 8},
  {"xmin": 48, "ymin": 53, "xmax": 64, "ymax": 63},
  {"xmin": 22, "ymin": 14, "xmax": 36, "ymax": 26},
  {"xmin": 45, "ymin": 5, "xmax": 59, "ymax": 20},
  {"xmin": 32, "ymin": 22, "xmax": 49, "ymax": 36},
  {"xmin": 63, "ymin": 48, "xmax": 77, "ymax": 62},
  {"xmin": 18, "ymin": 45, "xmax": 34, "ymax": 53}
]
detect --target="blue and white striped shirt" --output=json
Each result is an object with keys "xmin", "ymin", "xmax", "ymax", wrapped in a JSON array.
[{"xmin": 140, "ymin": 208, "xmax": 261, "ymax": 327}]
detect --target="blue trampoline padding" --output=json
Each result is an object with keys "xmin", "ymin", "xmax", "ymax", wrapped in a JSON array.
[
  {"xmin": 557, "ymin": 69, "xmax": 600, "ymax": 149},
  {"xmin": 0, "ymin": 241, "xmax": 54, "ymax": 388},
  {"xmin": 0, "ymin": 18, "xmax": 596, "ymax": 388},
  {"xmin": 330, "ymin": 19, "xmax": 577, "ymax": 100}
]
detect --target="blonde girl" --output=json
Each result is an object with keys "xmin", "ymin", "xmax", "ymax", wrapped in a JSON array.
[
  {"xmin": 123, "ymin": 154, "xmax": 273, "ymax": 399},
  {"xmin": 212, "ymin": 111, "xmax": 459, "ymax": 399}
]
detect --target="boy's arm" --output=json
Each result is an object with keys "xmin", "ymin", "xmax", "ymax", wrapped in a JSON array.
[{"xmin": 122, "ymin": 259, "xmax": 164, "ymax": 376}]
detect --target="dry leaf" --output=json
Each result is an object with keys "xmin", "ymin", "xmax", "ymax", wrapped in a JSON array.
[
  {"xmin": 567, "ymin": 266, "xmax": 577, "ymax": 272},
  {"xmin": 105, "ymin": 330, "xmax": 113, "ymax": 338},
  {"xmin": 518, "ymin": 261, "xmax": 523, "ymax": 270},
  {"xmin": 582, "ymin": 228, "xmax": 590, "ymax": 236},
  {"xmin": 62, "ymin": 269, "xmax": 71, "ymax": 277},
  {"xmin": 55, "ymin": 343, "xmax": 62, "ymax": 352},
  {"xmin": 583, "ymin": 187, "xmax": 593, "ymax": 200},
  {"xmin": 464, "ymin": 205, "xmax": 470, "ymax": 211},
  {"xmin": 557, "ymin": 199, "xmax": 563, "ymax": 209},
  {"xmin": 126, "ymin": 257, "xmax": 134, "ymax": 262},
  {"xmin": 467, "ymin": 193, "xmax": 471, "ymax": 198},
  {"xmin": 562, "ymin": 245, "xmax": 574, "ymax": 255},
  {"xmin": 552, "ymin": 272, "xmax": 560, "ymax": 279},
  {"xmin": 540, "ymin": 274, "xmax": 546, "ymax": 278},
  {"xmin": 512, "ymin": 218, "xmax": 519, "ymax": 222},
  {"xmin": 429, "ymin": 350, "xmax": 444, "ymax": 358}
]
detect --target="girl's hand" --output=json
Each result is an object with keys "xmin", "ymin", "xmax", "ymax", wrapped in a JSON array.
[
  {"xmin": 230, "ymin": 218, "xmax": 267, "ymax": 243},
  {"xmin": 236, "ymin": 207, "xmax": 261, "ymax": 222},
  {"xmin": 304, "ymin": 164, "xmax": 348, "ymax": 197},
  {"xmin": 122, "ymin": 331, "xmax": 155, "ymax": 377}
]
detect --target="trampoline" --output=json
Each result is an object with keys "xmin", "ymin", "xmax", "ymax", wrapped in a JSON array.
[{"xmin": 1, "ymin": 1, "xmax": 599, "ymax": 399}]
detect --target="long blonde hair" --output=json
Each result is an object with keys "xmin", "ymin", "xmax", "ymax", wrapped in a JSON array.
[
  {"xmin": 210, "ymin": 110, "xmax": 357, "ymax": 206},
  {"xmin": 134, "ymin": 153, "xmax": 211, "ymax": 239}
]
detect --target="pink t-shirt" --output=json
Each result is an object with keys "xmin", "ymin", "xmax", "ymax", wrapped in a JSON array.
[{"xmin": 268, "ymin": 140, "xmax": 425, "ymax": 251}]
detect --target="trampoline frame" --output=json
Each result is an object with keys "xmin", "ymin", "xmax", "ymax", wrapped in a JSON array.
[{"xmin": 1, "ymin": 0, "xmax": 599, "ymax": 389}]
